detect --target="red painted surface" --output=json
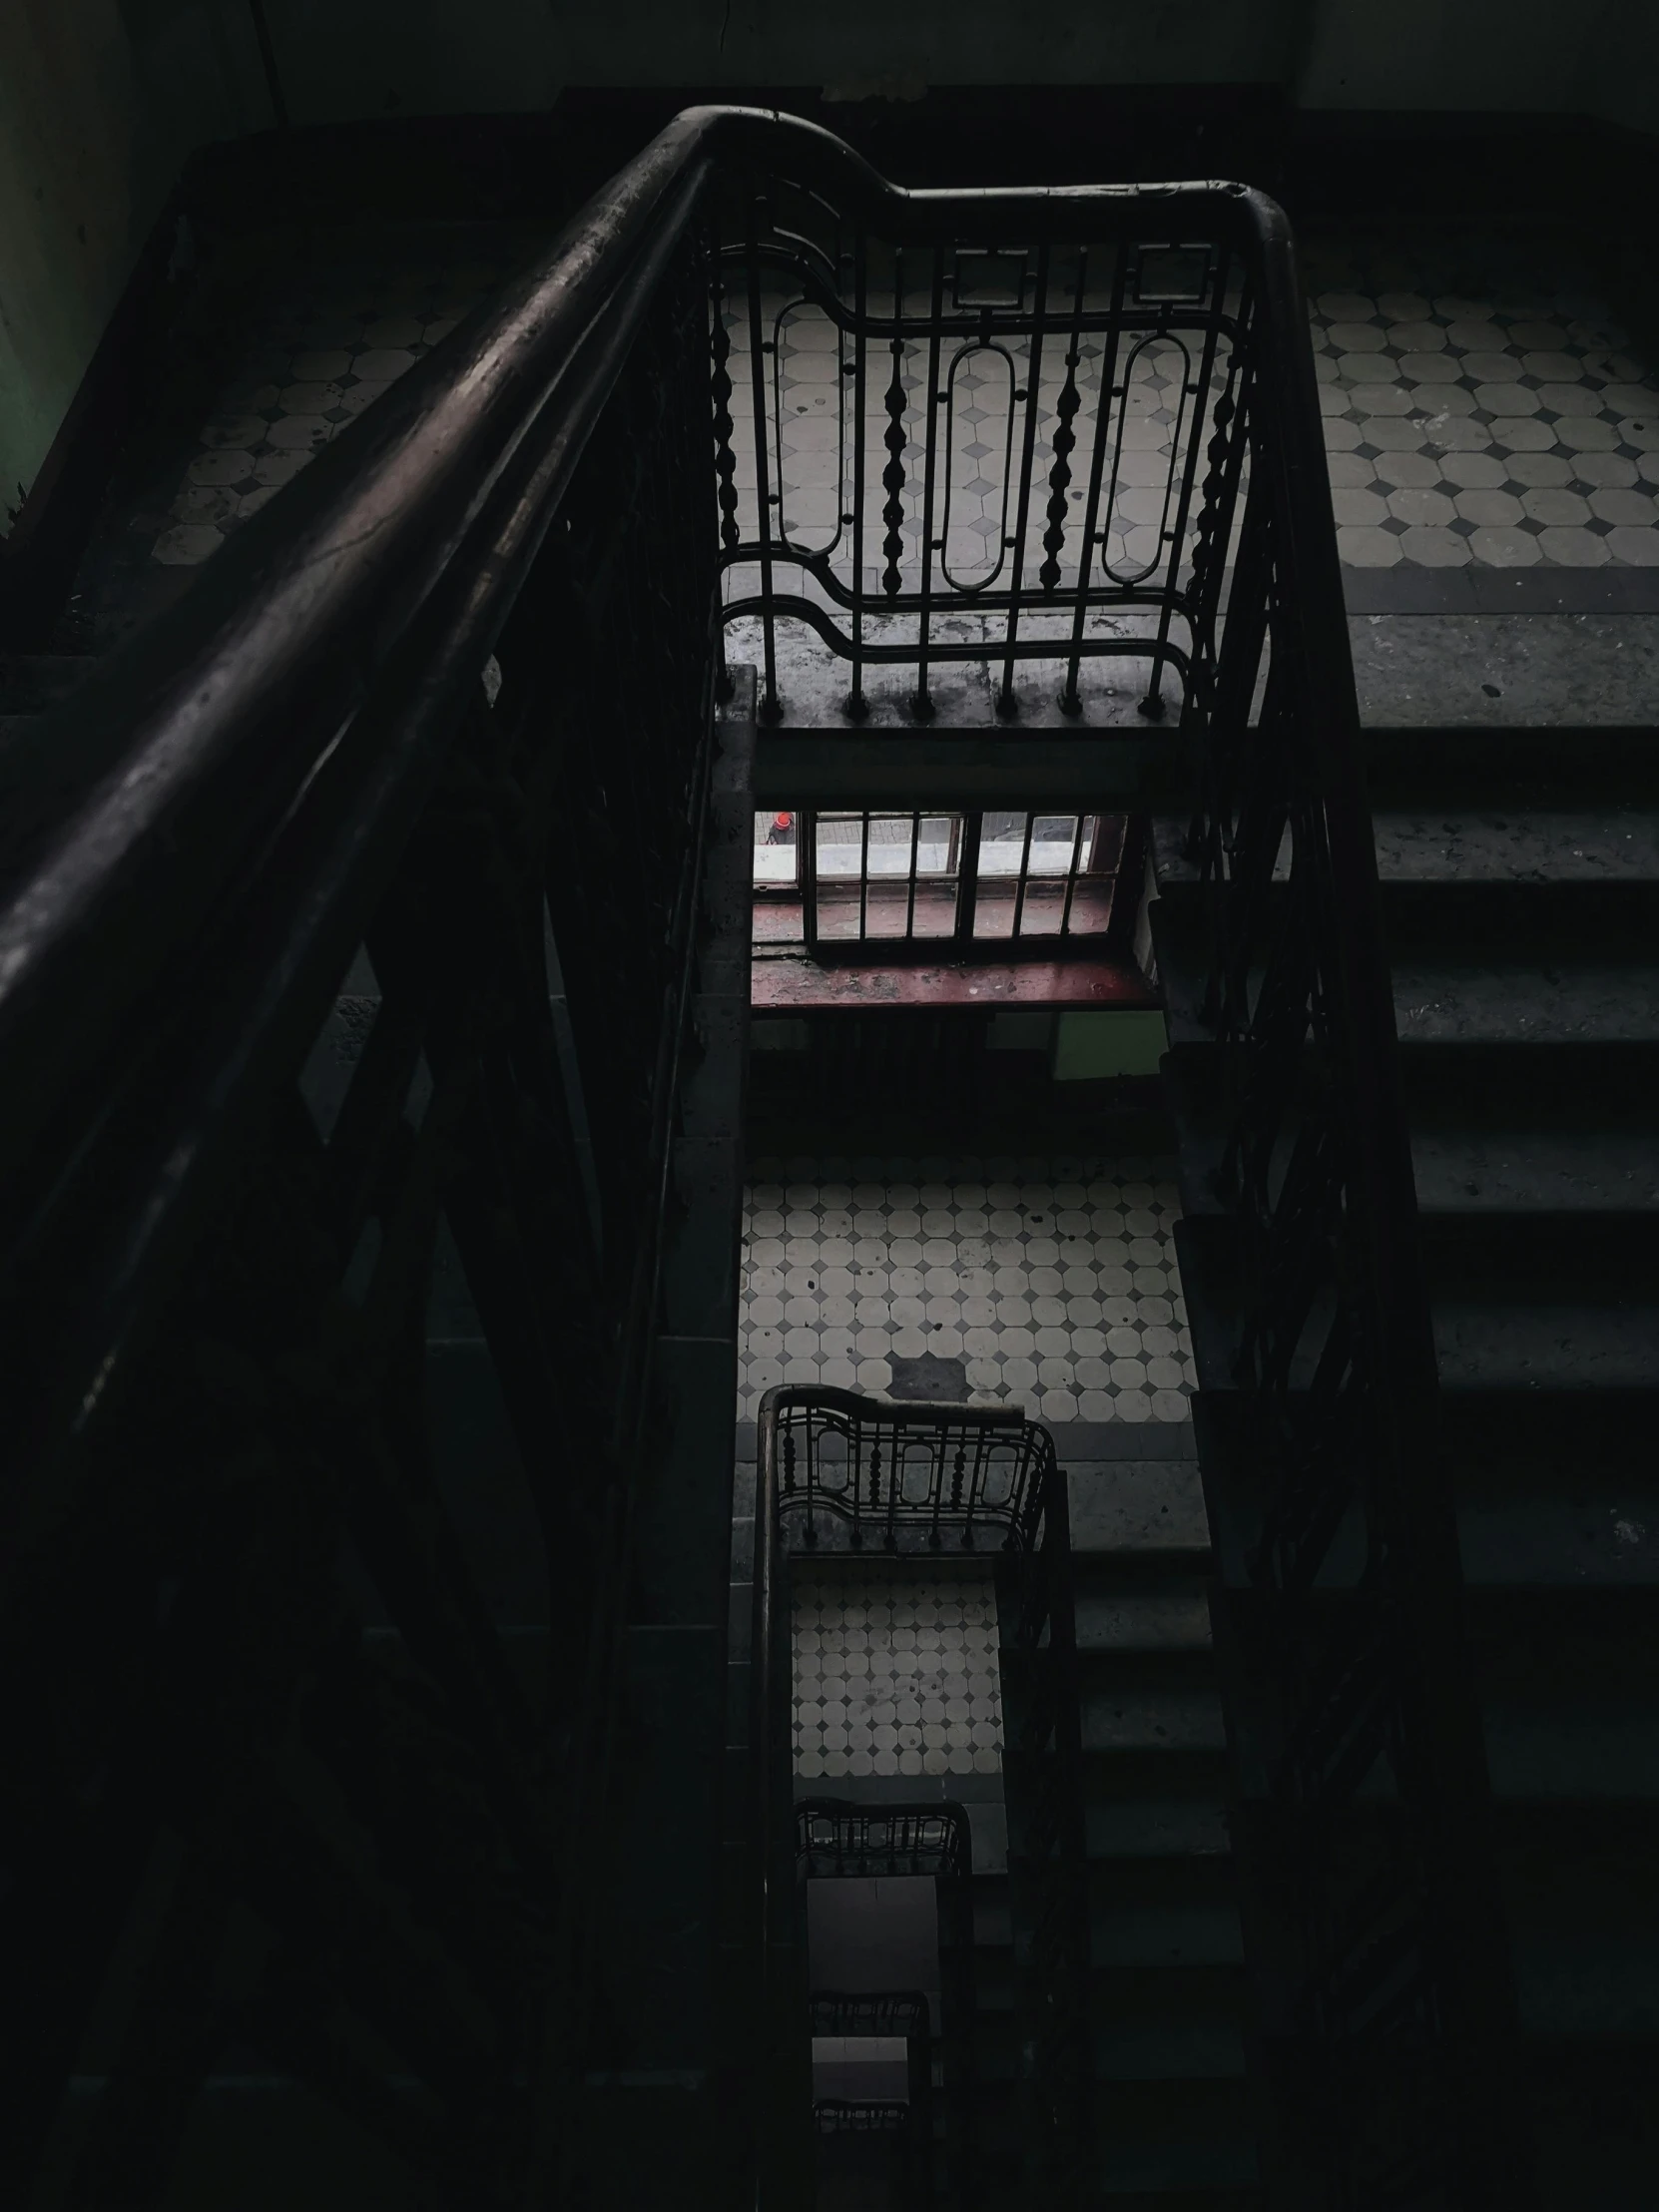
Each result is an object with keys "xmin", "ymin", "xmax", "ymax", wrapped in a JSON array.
[{"xmin": 752, "ymin": 956, "xmax": 1157, "ymax": 1011}]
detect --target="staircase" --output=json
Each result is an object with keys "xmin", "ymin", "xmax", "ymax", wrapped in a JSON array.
[
  {"xmin": 991, "ymin": 1447, "xmax": 1260, "ymax": 2206},
  {"xmin": 1155, "ymin": 716, "xmax": 1659, "ymax": 2204}
]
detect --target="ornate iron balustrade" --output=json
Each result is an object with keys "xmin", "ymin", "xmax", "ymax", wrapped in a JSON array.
[
  {"xmin": 815, "ymin": 2099, "xmax": 913, "ymax": 2134},
  {"xmin": 1173, "ymin": 155, "xmax": 1536, "ymax": 2209},
  {"xmin": 0, "ymin": 92, "xmax": 1498, "ymax": 2212},
  {"xmin": 0, "ymin": 109, "xmax": 729, "ymax": 2212},
  {"xmin": 796, "ymin": 1800, "xmax": 972, "ymax": 1880},
  {"xmin": 810, "ymin": 1989, "xmax": 931, "ymax": 2039},
  {"xmin": 710, "ymin": 147, "xmax": 1264, "ymax": 724},
  {"xmin": 811, "ymin": 1990, "xmax": 934, "ymax": 2206},
  {"xmin": 762, "ymin": 1383, "xmax": 1053, "ymax": 1554}
]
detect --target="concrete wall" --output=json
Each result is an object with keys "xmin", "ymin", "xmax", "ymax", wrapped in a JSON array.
[{"xmin": 0, "ymin": 0, "xmax": 266, "ymax": 528}]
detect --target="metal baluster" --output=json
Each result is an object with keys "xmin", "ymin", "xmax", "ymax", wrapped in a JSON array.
[
  {"xmin": 859, "ymin": 811, "xmax": 871, "ymax": 944},
  {"xmin": 880, "ymin": 247, "xmax": 907, "ymax": 600},
  {"xmin": 996, "ymin": 240, "xmax": 1051, "ymax": 718},
  {"xmin": 1061, "ymin": 243, "xmax": 1130, "ymax": 717},
  {"xmin": 746, "ymin": 184, "xmax": 779, "ymax": 721},
  {"xmin": 1141, "ymin": 250, "xmax": 1228, "ymax": 723},
  {"xmin": 1037, "ymin": 253, "xmax": 1088, "ymax": 597},
  {"xmin": 710, "ymin": 252, "xmax": 742, "ymax": 572},
  {"xmin": 913, "ymin": 250, "xmax": 945, "ymax": 719},
  {"xmin": 848, "ymin": 227, "xmax": 868, "ymax": 718}
]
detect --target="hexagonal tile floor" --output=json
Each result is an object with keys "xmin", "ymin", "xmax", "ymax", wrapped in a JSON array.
[
  {"xmin": 739, "ymin": 1151, "xmax": 1193, "ymax": 1426},
  {"xmin": 792, "ymin": 1570, "xmax": 1004, "ymax": 1783}
]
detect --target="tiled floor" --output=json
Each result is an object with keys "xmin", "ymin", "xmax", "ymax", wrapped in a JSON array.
[
  {"xmin": 739, "ymin": 1152, "xmax": 1195, "ymax": 1425},
  {"xmin": 793, "ymin": 1571, "xmax": 1003, "ymax": 1783},
  {"xmin": 1305, "ymin": 272, "xmax": 1659, "ymax": 572},
  {"xmin": 125, "ymin": 224, "xmax": 1657, "ymax": 599},
  {"xmin": 120, "ymin": 228, "xmax": 542, "ymax": 575},
  {"xmin": 732, "ymin": 239, "xmax": 1659, "ymax": 595}
]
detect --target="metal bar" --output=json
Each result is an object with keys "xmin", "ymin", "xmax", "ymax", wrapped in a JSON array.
[
  {"xmin": 1140, "ymin": 251, "xmax": 1229, "ymax": 720},
  {"xmin": 905, "ymin": 809, "xmax": 921, "ymax": 941},
  {"xmin": 1010, "ymin": 810, "xmax": 1037, "ymax": 939},
  {"xmin": 246, "ymin": 0, "xmax": 289, "ymax": 127},
  {"xmin": 745, "ymin": 187, "xmax": 779, "ymax": 718},
  {"xmin": 955, "ymin": 811, "xmax": 982, "ymax": 949},
  {"xmin": 996, "ymin": 241, "xmax": 1051, "ymax": 717},
  {"xmin": 1061, "ymin": 243, "xmax": 1130, "ymax": 715},
  {"xmin": 849, "ymin": 225, "xmax": 868, "ymax": 717},
  {"xmin": 913, "ymin": 250, "xmax": 946, "ymax": 718},
  {"xmin": 859, "ymin": 811, "xmax": 871, "ymax": 942},
  {"xmin": 803, "ymin": 808, "xmax": 820, "ymax": 957},
  {"xmin": 1058, "ymin": 813, "xmax": 1085, "ymax": 939}
]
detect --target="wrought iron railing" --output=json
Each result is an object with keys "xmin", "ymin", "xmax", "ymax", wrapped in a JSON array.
[
  {"xmin": 796, "ymin": 1798, "xmax": 973, "ymax": 1878},
  {"xmin": 763, "ymin": 1384, "xmax": 1053, "ymax": 1554},
  {"xmin": 0, "ymin": 89, "xmax": 1509, "ymax": 2212},
  {"xmin": 0, "ymin": 108, "xmax": 727, "ymax": 2212},
  {"xmin": 1171, "ymin": 140, "xmax": 1536, "ymax": 2212},
  {"xmin": 710, "ymin": 146, "xmax": 1265, "ymax": 723},
  {"xmin": 811, "ymin": 1988, "xmax": 934, "ymax": 2205}
]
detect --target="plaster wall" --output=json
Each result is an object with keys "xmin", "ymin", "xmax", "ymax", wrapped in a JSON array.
[{"xmin": 0, "ymin": 0, "xmax": 266, "ymax": 525}]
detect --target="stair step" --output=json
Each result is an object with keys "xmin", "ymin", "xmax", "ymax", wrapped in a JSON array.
[
  {"xmin": 1073, "ymin": 1581, "xmax": 1214, "ymax": 1654},
  {"xmin": 976, "ymin": 2006, "xmax": 1249, "ymax": 2080},
  {"xmin": 1065, "ymin": 1459, "xmax": 1212, "ymax": 1556},
  {"xmin": 1085, "ymin": 1801, "xmax": 1231, "ymax": 1860},
  {"xmin": 1081, "ymin": 1682, "xmax": 1227, "ymax": 1758},
  {"xmin": 1359, "ymin": 725, "xmax": 1659, "ymax": 805},
  {"xmin": 1371, "ymin": 808, "xmax": 1659, "ymax": 882},
  {"xmin": 1409, "ymin": 1125, "xmax": 1659, "ymax": 1211}
]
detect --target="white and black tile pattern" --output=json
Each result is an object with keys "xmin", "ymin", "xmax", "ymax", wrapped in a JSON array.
[
  {"xmin": 793, "ymin": 1572, "xmax": 1003, "ymax": 1782},
  {"xmin": 1308, "ymin": 282, "xmax": 1659, "ymax": 571},
  {"xmin": 739, "ymin": 1152, "xmax": 1195, "ymax": 1425},
  {"xmin": 147, "ymin": 235, "xmax": 541, "ymax": 569}
]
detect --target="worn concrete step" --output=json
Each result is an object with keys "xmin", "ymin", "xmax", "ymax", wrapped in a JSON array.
[
  {"xmin": 1084, "ymin": 1800, "xmax": 1231, "ymax": 1861},
  {"xmin": 973, "ymin": 2109, "xmax": 1259, "ymax": 2194},
  {"xmin": 974, "ymin": 2005, "xmax": 1250, "ymax": 2083},
  {"xmin": 1080, "ymin": 1681, "xmax": 1228, "ymax": 1760},
  {"xmin": 1065, "ymin": 1458, "xmax": 1212, "ymax": 1558},
  {"xmin": 1083, "ymin": 1899, "xmax": 1244, "ymax": 1970},
  {"xmin": 1398, "ymin": 1038, "xmax": 1659, "ymax": 1125},
  {"xmin": 1072, "ymin": 1579, "xmax": 1214, "ymax": 1655},
  {"xmin": 1409, "ymin": 1125, "xmax": 1659, "ymax": 1211},
  {"xmin": 1371, "ymin": 807, "xmax": 1659, "ymax": 882},
  {"xmin": 1163, "ymin": 1041, "xmax": 1659, "ymax": 1214},
  {"xmin": 1174, "ymin": 1213, "xmax": 1659, "ymax": 1398},
  {"xmin": 1359, "ymin": 725, "xmax": 1659, "ymax": 806},
  {"xmin": 1154, "ymin": 886, "xmax": 1659, "ymax": 1050}
]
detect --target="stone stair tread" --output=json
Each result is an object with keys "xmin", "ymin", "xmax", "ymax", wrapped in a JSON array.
[
  {"xmin": 1082, "ymin": 1685, "xmax": 1228, "ymax": 1756},
  {"xmin": 1085, "ymin": 1801, "xmax": 1232, "ymax": 1859},
  {"xmin": 1087, "ymin": 1905, "xmax": 1245, "ymax": 1968},
  {"xmin": 1430, "ymin": 1302, "xmax": 1659, "ymax": 1390},
  {"xmin": 1065, "ymin": 1460, "xmax": 1212, "ymax": 1554},
  {"xmin": 1074, "ymin": 1585, "xmax": 1214, "ymax": 1653},
  {"xmin": 1371, "ymin": 809, "xmax": 1659, "ymax": 881},
  {"xmin": 1409, "ymin": 1125, "xmax": 1659, "ymax": 1211}
]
